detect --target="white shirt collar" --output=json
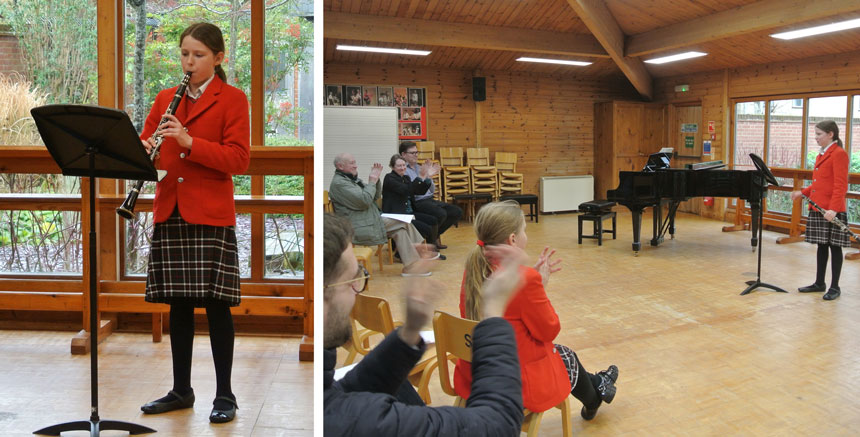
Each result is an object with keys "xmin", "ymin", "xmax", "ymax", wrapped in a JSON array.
[
  {"xmin": 820, "ymin": 141, "xmax": 837, "ymax": 155},
  {"xmin": 186, "ymin": 74, "xmax": 216, "ymax": 100}
]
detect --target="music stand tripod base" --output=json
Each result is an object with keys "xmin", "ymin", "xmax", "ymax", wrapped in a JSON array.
[
  {"xmin": 741, "ymin": 280, "xmax": 788, "ymax": 295},
  {"xmin": 34, "ymin": 420, "xmax": 156, "ymax": 436}
]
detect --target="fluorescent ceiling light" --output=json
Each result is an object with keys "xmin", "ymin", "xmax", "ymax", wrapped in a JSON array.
[
  {"xmin": 770, "ymin": 18, "xmax": 860, "ymax": 40},
  {"xmin": 644, "ymin": 51, "xmax": 707, "ymax": 64},
  {"xmin": 336, "ymin": 45, "xmax": 430, "ymax": 56},
  {"xmin": 516, "ymin": 57, "xmax": 592, "ymax": 66}
]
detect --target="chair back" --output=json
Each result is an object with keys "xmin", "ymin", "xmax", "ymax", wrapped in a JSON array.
[
  {"xmin": 323, "ymin": 190, "xmax": 333, "ymax": 213},
  {"xmin": 352, "ymin": 294, "xmax": 396, "ymax": 334},
  {"xmin": 416, "ymin": 141, "xmax": 436, "ymax": 161},
  {"xmin": 466, "ymin": 148, "xmax": 491, "ymax": 167},
  {"xmin": 433, "ymin": 311, "xmax": 478, "ymax": 397},
  {"xmin": 494, "ymin": 152, "xmax": 518, "ymax": 173},
  {"xmin": 439, "ymin": 147, "xmax": 464, "ymax": 167}
]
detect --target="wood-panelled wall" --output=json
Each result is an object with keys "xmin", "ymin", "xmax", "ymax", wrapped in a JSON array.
[{"xmin": 324, "ymin": 64, "xmax": 637, "ymax": 195}]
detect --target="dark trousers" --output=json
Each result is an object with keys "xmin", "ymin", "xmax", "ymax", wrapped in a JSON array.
[
  {"xmin": 414, "ymin": 199, "xmax": 463, "ymax": 238},
  {"xmin": 411, "ymin": 211, "xmax": 439, "ymax": 244}
]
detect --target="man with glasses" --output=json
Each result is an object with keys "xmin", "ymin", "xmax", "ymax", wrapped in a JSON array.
[
  {"xmin": 323, "ymin": 213, "xmax": 526, "ymax": 436},
  {"xmin": 399, "ymin": 142, "xmax": 463, "ymax": 250}
]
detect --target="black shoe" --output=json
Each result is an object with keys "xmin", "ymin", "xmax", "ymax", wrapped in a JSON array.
[
  {"xmin": 141, "ymin": 389, "xmax": 195, "ymax": 414},
  {"xmin": 209, "ymin": 396, "xmax": 238, "ymax": 423},
  {"xmin": 798, "ymin": 283, "xmax": 826, "ymax": 292},
  {"xmin": 435, "ymin": 239, "xmax": 448, "ymax": 250},
  {"xmin": 438, "ymin": 254, "xmax": 446, "ymax": 261},
  {"xmin": 581, "ymin": 404, "xmax": 600, "ymax": 420},
  {"xmin": 596, "ymin": 367, "xmax": 617, "ymax": 404},
  {"xmin": 823, "ymin": 286, "xmax": 841, "ymax": 300}
]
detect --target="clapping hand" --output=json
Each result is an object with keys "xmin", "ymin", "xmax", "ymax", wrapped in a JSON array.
[
  {"xmin": 368, "ymin": 162, "xmax": 384, "ymax": 184},
  {"xmin": 534, "ymin": 246, "xmax": 562, "ymax": 287},
  {"xmin": 399, "ymin": 259, "xmax": 443, "ymax": 346},
  {"xmin": 481, "ymin": 244, "xmax": 528, "ymax": 319}
]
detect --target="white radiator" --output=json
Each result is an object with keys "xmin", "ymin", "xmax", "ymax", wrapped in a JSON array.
[{"xmin": 539, "ymin": 175, "xmax": 593, "ymax": 213}]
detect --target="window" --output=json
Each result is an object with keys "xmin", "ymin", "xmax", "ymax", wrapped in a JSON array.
[{"xmin": 734, "ymin": 101, "xmax": 765, "ymax": 170}]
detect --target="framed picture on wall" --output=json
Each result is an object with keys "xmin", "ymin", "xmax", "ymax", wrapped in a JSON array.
[
  {"xmin": 407, "ymin": 88, "xmax": 424, "ymax": 107},
  {"xmin": 325, "ymin": 85, "xmax": 342, "ymax": 106},
  {"xmin": 400, "ymin": 122, "xmax": 422, "ymax": 137},
  {"xmin": 362, "ymin": 86, "xmax": 377, "ymax": 106},
  {"xmin": 394, "ymin": 87, "xmax": 408, "ymax": 106},
  {"xmin": 377, "ymin": 86, "xmax": 394, "ymax": 106},
  {"xmin": 345, "ymin": 86, "xmax": 362, "ymax": 106},
  {"xmin": 400, "ymin": 107, "xmax": 422, "ymax": 121}
]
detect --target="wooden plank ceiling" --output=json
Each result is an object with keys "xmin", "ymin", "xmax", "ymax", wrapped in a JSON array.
[{"xmin": 324, "ymin": 0, "xmax": 860, "ymax": 100}]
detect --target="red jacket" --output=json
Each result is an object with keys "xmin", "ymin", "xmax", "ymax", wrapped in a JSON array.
[
  {"xmin": 141, "ymin": 75, "xmax": 250, "ymax": 226},
  {"xmin": 801, "ymin": 143, "xmax": 849, "ymax": 212},
  {"xmin": 454, "ymin": 265, "xmax": 571, "ymax": 413}
]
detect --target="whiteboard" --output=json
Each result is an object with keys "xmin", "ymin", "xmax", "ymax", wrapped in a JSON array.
[{"xmin": 323, "ymin": 106, "xmax": 400, "ymax": 192}]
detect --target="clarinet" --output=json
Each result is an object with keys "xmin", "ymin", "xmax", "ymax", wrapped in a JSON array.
[
  {"xmin": 803, "ymin": 194, "xmax": 859, "ymax": 242},
  {"xmin": 117, "ymin": 72, "xmax": 193, "ymax": 220}
]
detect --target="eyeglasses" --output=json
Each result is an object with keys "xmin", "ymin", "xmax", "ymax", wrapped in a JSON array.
[
  {"xmin": 404, "ymin": 151, "xmax": 419, "ymax": 155},
  {"xmin": 325, "ymin": 265, "xmax": 370, "ymax": 294}
]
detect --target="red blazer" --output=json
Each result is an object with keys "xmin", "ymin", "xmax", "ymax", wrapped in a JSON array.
[
  {"xmin": 454, "ymin": 265, "xmax": 571, "ymax": 413},
  {"xmin": 801, "ymin": 143, "xmax": 849, "ymax": 212},
  {"xmin": 141, "ymin": 75, "xmax": 250, "ymax": 226}
]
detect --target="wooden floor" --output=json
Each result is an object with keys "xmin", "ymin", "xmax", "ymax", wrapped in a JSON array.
[
  {"xmin": 0, "ymin": 332, "xmax": 312, "ymax": 436},
  {"xmin": 338, "ymin": 210, "xmax": 860, "ymax": 436}
]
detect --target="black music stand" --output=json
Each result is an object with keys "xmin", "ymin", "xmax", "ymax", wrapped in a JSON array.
[
  {"xmin": 740, "ymin": 153, "xmax": 787, "ymax": 296},
  {"xmin": 30, "ymin": 105, "xmax": 157, "ymax": 436}
]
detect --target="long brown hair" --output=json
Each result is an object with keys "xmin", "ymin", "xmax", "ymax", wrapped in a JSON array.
[
  {"xmin": 815, "ymin": 120, "xmax": 843, "ymax": 148},
  {"xmin": 463, "ymin": 200, "xmax": 525, "ymax": 320},
  {"xmin": 179, "ymin": 22, "xmax": 227, "ymax": 82}
]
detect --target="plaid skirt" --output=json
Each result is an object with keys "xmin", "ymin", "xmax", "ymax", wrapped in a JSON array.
[
  {"xmin": 805, "ymin": 210, "xmax": 852, "ymax": 247},
  {"xmin": 145, "ymin": 211, "xmax": 241, "ymax": 307},
  {"xmin": 555, "ymin": 344, "xmax": 580, "ymax": 389}
]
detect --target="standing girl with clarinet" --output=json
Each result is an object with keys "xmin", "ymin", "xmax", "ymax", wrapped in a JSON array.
[
  {"xmin": 791, "ymin": 120, "xmax": 850, "ymax": 301},
  {"xmin": 139, "ymin": 22, "xmax": 249, "ymax": 423}
]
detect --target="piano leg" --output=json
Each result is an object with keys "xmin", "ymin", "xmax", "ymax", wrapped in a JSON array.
[
  {"xmin": 669, "ymin": 201, "xmax": 678, "ymax": 239},
  {"xmin": 650, "ymin": 203, "xmax": 664, "ymax": 246},
  {"xmin": 631, "ymin": 208, "xmax": 643, "ymax": 253},
  {"xmin": 749, "ymin": 200, "xmax": 760, "ymax": 250}
]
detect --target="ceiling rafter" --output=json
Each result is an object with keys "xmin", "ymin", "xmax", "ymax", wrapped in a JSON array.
[
  {"xmin": 565, "ymin": 0, "xmax": 652, "ymax": 100},
  {"xmin": 324, "ymin": 11, "xmax": 610, "ymax": 59},
  {"xmin": 626, "ymin": 0, "xmax": 860, "ymax": 57}
]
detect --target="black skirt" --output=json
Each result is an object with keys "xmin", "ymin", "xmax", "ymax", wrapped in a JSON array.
[
  {"xmin": 805, "ymin": 210, "xmax": 852, "ymax": 247},
  {"xmin": 145, "ymin": 211, "xmax": 241, "ymax": 307}
]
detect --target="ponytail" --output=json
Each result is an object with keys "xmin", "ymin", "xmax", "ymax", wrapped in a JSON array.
[{"xmin": 215, "ymin": 65, "xmax": 227, "ymax": 82}]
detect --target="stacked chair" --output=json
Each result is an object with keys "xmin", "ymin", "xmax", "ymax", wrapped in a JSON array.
[
  {"xmin": 416, "ymin": 141, "xmax": 442, "ymax": 201},
  {"xmin": 439, "ymin": 147, "xmax": 470, "ymax": 202},
  {"xmin": 494, "ymin": 152, "xmax": 524, "ymax": 196},
  {"xmin": 466, "ymin": 148, "xmax": 497, "ymax": 198}
]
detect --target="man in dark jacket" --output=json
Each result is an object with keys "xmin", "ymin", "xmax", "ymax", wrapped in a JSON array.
[{"xmin": 323, "ymin": 213, "xmax": 525, "ymax": 436}]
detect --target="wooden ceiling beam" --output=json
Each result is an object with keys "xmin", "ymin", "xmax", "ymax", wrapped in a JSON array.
[
  {"xmin": 627, "ymin": 0, "xmax": 860, "ymax": 57},
  {"xmin": 566, "ymin": 0, "xmax": 652, "ymax": 100},
  {"xmin": 324, "ymin": 11, "xmax": 609, "ymax": 58}
]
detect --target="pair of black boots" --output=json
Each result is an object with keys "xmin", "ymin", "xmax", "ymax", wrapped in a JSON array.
[
  {"xmin": 798, "ymin": 283, "xmax": 840, "ymax": 300},
  {"xmin": 581, "ymin": 365, "xmax": 619, "ymax": 420}
]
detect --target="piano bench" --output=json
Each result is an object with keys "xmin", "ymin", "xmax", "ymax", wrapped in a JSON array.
[
  {"xmin": 578, "ymin": 211, "xmax": 616, "ymax": 246},
  {"xmin": 499, "ymin": 194, "xmax": 539, "ymax": 223}
]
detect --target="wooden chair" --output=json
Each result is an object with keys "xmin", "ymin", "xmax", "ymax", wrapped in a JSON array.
[
  {"xmin": 439, "ymin": 147, "xmax": 470, "ymax": 202},
  {"xmin": 416, "ymin": 141, "xmax": 436, "ymax": 161},
  {"xmin": 326, "ymin": 190, "xmax": 391, "ymax": 271},
  {"xmin": 467, "ymin": 148, "xmax": 497, "ymax": 199},
  {"xmin": 494, "ymin": 152, "xmax": 524, "ymax": 196},
  {"xmin": 342, "ymin": 294, "xmax": 439, "ymax": 404},
  {"xmin": 433, "ymin": 311, "xmax": 572, "ymax": 437}
]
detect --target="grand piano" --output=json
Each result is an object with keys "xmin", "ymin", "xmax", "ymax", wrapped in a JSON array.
[{"xmin": 606, "ymin": 151, "xmax": 767, "ymax": 254}]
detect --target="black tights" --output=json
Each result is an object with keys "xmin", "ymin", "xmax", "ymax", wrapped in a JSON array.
[
  {"xmin": 170, "ymin": 299, "xmax": 235, "ymax": 400},
  {"xmin": 815, "ymin": 244, "xmax": 843, "ymax": 289},
  {"xmin": 570, "ymin": 360, "xmax": 602, "ymax": 409}
]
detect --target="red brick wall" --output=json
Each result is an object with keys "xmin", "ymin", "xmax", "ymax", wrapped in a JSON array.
[{"xmin": 0, "ymin": 34, "xmax": 26, "ymax": 76}]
